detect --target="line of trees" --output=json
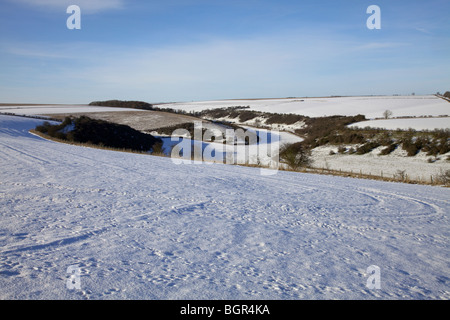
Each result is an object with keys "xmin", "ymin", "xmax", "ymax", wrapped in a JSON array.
[
  {"xmin": 35, "ymin": 116, "xmax": 161, "ymax": 152},
  {"xmin": 89, "ymin": 100, "xmax": 153, "ymax": 110}
]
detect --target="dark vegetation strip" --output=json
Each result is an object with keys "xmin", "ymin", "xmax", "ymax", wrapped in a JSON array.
[{"xmin": 34, "ymin": 116, "xmax": 161, "ymax": 152}]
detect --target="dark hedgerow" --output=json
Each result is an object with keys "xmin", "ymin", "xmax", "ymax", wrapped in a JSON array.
[
  {"xmin": 35, "ymin": 122, "xmax": 51, "ymax": 134},
  {"xmin": 279, "ymin": 142, "xmax": 312, "ymax": 171},
  {"xmin": 328, "ymin": 131, "xmax": 366, "ymax": 145},
  {"xmin": 35, "ymin": 116, "xmax": 161, "ymax": 152},
  {"xmin": 35, "ymin": 117, "xmax": 73, "ymax": 139},
  {"xmin": 89, "ymin": 100, "xmax": 153, "ymax": 110},
  {"xmin": 194, "ymin": 106, "xmax": 251, "ymax": 120},
  {"xmin": 401, "ymin": 138, "xmax": 423, "ymax": 157},
  {"xmin": 298, "ymin": 115, "xmax": 366, "ymax": 149},
  {"xmin": 265, "ymin": 113, "xmax": 306, "ymax": 125},
  {"xmin": 356, "ymin": 141, "xmax": 381, "ymax": 155},
  {"xmin": 238, "ymin": 110, "xmax": 260, "ymax": 122},
  {"xmin": 379, "ymin": 143, "xmax": 398, "ymax": 155}
]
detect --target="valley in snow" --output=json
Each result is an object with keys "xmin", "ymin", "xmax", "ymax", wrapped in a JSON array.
[
  {"xmin": 1, "ymin": 96, "xmax": 449, "ymax": 184},
  {"xmin": 0, "ymin": 115, "xmax": 449, "ymax": 300},
  {"xmin": 155, "ymin": 95, "xmax": 449, "ymax": 120}
]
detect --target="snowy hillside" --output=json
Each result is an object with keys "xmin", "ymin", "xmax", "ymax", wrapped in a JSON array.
[
  {"xmin": 349, "ymin": 117, "xmax": 450, "ymax": 131},
  {"xmin": 0, "ymin": 104, "xmax": 145, "ymax": 116},
  {"xmin": 311, "ymin": 145, "xmax": 450, "ymax": 183},
  {"xmin": 1, "ymin": 115, "xmax": 449, "ymax": 300},
  {"xmin": 156, "ymin": 95, "xmax": 450, "ymax": 119}
]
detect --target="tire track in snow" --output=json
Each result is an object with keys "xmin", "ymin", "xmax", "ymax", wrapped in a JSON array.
[
  {"xmin": 0, "ymin": 140, "xmax": 52, "ymax": 166},
  {"xmin": 355, "ymin": 187, "xmax": 447, "ymax": 218},
  {"xmin": 1, "ymin": 227, "xmax": 109, "ymax": 255}
]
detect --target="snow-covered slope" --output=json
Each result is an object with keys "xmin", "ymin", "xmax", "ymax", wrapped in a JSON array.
[
  {"xmin": 0, "ymin": 115, "xmax": 449, "ymax": 300},
  {"xmin": 0, "ymin": 104, "xmax": 146, "ymax": 115},
  {"xmin": 311, "ymin": 145, "xmax": 450, "ymax": 182},
  {"xmin": 156, "ymin": 95, "xmax": 450, "ymax": 119},
  {"xmin": 349, "ymin": 117, "xmax": 450, "ymax": 131}
]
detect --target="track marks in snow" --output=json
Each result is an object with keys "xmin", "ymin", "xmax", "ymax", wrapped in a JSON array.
[
  {"xmin": 2, "ymin": 227, "xmax": 109, "ymax": 255},
  {"xmin": 1, "ymin": 115, "xmax": 449, "ymax": 299},
  {"xmin": 0, "ymin": 141, "xmax": 52, "ymax": 166},
  {"xmin": 355, "ymin": 187, "xmax": 447, "ymax": 218}
]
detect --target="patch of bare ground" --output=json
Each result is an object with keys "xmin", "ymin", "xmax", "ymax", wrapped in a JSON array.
[{"xmin": 43, "ymin": 110, "xmax": 206, "ymax": 132}]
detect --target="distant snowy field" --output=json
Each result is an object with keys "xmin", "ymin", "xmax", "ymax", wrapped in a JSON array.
[
  {"xmin": 1, "ymin": 115, "xmax": 449, "ymax": 300},
  {"xmin": 156, "ymin": 95, "xmax": 450, "ymax": 119},
  {"xmin": 2, "ymin": 96, "xmax": 448, "ymax": 131},
  {"xmin": 349, "ymin": 117, "xmax": 449, "ymax": 131},
  {"xmin": 0, "ymin": 105, "xmax": 145, "ymax": 116}
]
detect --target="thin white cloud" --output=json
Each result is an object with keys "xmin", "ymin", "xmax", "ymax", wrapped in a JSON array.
[
  {"xmin": 9, "ymin": 0, "xmax": 124, "ymax": 14},
  {"xmin": 2, "ymin": 29, "xmax": 371, "ymax": 101},
  {"xmin": 352, "ymin": 42, "xmax": 410, "ymax": 51},
  {"xmin": 50, "ymin": 32, "xmax": 353, "ymax": 101},
  {"xmin": 414, "ymin": 27, "xmax": 433, "ymax": 35},
  {"xmin": 2, "ymin": 27, "xmax": 440, "ymax": 103},
  {"xmin": 0, "ymin": 41, "xmax": 106, "ymax": 60},
  {"xmin": 1, "ymin": 44, "xmax": 71, "ymax": 59}
]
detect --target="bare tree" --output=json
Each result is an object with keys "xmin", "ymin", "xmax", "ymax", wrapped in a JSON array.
[
  {"xmin": 383, "ymin": 110, "xmax": 393, "ymax": 119},
  {"xmin": 279, "ymin": 142, "xmax": 312, "ymax": 171}
]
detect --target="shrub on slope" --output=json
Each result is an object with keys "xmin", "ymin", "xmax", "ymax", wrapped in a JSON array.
[
  {"xmin": 36, "ymin": 116, "xmax": 161, "ymax": 152},
  {"xmin": 279, "ymin": 142, "xmax": 312, "ymax": 171},
  {"xmin": 89, "ymin": 100, "xmax": 153, "ymax": 110}
]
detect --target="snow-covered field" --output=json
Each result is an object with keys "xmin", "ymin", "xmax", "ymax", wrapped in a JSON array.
[
  {"xmin": 155, "ymin": 124, "xmax": 303, "ymax": 169},
  {"xmin": 156, "ymin": 96, "xmax": 449, "ymax": 179},
  {"xmin": 0, "ymin": 105, "xmax": 145, "ymax": 116},
  {"xmin": 1, "ymin": 99, "xmax": 448, "ymax": 183},
  {"xmin": 349, "ymin": 117, "xmax": 450, "ymax": 131},
  {"xmin": 156, "ymin": 95, "xmax": 450, "ymax": 119},
  {"xmin": 311, "ymin": 145, "xmax": 450, "ymax": 183},
  {"xmin": 1, "ymin": 115, "xmax": 449, "ymax": 300}
]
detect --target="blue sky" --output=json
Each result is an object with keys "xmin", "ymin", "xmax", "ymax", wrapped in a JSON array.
[{"xmin": 0, "ymin": 0, "xmax": 449, "ymax": 103}]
